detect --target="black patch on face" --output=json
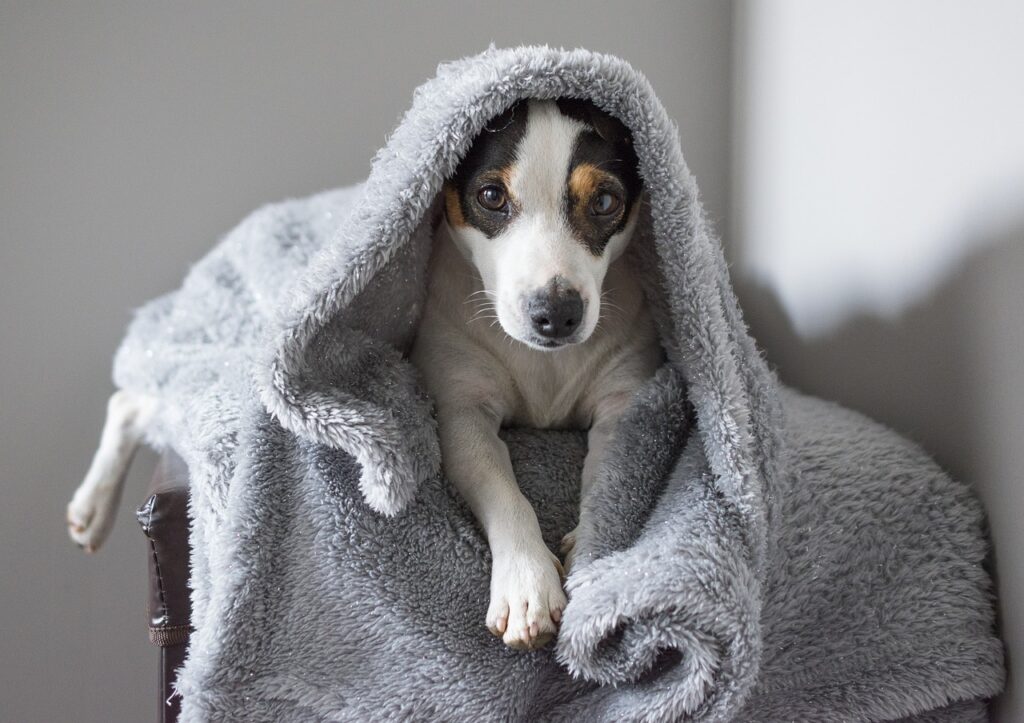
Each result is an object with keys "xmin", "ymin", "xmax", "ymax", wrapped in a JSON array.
[
  {"xmin": 445, "ymin": 101, "xmax": 528, "ymax": 238},
  {"xmin": 555, "ymin": 98, "xmax": 632, "ymax": 145},
  {"xmin": 558, "ymin": 100, "xmax": 642, "ymax": 256}
]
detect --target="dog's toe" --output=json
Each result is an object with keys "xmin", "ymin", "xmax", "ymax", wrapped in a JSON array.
[
  {"xmin": 559, "ymin": 528, "xmax": 577, "ymax": 556},
  {"xmin": 66, "ymin": 500, "xmax": 93, "ymax": 535},
  {"xmin": 560, "ymin": 527, "xmax": 581, "ymax": 574},
  {"xmin": 66, "ymin": 488, "xmax": 117, "ymax": 552},
  {"xmin": 549, "ymin": 587, "xmax": 566, "ymax": 623},
  {"xmin": 486, "ymin": 597, "xmax": 510, "ymax": 636}
]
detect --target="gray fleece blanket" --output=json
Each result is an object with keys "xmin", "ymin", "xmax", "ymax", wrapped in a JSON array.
[{"xmin": 113, "ymin": 47, "xmax": 1004, "ymax": 721}]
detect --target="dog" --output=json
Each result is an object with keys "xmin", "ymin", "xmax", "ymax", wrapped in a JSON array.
[
  {"xmin": 66, "ymin": 98, "xmax": 660, "ymax": 655},
  {"xmin": 410, "ymin": 98, "xmax": 660, "ymax": 651}
]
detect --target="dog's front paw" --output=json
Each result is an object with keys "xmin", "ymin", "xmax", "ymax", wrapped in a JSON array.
[
  {"xmin": 66, "ymin": 485, "xmax": 120, "ymax": 553},
  {"xmin": 559, "ymin": 525, "xmax": 580, "ymax": 574},
  {"xmin": 486, "ymin": 545, "xmax": 566, "ymax": 651}
]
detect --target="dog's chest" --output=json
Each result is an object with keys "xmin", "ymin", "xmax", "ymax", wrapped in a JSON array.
[{"xmin": 499, "ymin": 344, "xmax": 601, "ymax": 428}]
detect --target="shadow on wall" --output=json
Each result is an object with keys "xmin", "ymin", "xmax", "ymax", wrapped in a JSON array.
[{"xmin": 734, "ymin": 225, "xmax": 1024, "ymax": 719}]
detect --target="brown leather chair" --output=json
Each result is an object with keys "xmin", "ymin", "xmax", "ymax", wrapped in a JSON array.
[{"xmin": 136, "ymin": 453, "xmax": 191, "ymax": 723}]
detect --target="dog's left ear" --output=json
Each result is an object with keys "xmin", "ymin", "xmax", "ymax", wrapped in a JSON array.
[
  {"xmin": 556, "ymin": 98, "xmax": 632, "ymax": 145},
  {"xmin": 589, "ymin": 108, "xmax": 631, "ymax": 146}
]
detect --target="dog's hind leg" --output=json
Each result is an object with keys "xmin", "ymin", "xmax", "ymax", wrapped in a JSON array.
[{"xmin": 67, "ymin": 389, "xmax": 157, "ymax": 552}]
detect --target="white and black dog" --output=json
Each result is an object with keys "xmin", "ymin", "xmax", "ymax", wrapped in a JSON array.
[
  {"xmin": 67, "ymin": 98, "xmax": 660, "ymax": 652},
  {"xmin": 411, "ymin": 99, "xmax": 660, "ymax": 650}
]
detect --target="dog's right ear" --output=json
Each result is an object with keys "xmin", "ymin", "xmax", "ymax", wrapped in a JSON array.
[{"xmin": 555, "ymin": 98, "xmax": 632, "ymax": 146}]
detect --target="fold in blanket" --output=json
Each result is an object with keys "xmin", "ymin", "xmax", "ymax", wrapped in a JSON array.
[{"xmin": 113, "ymin": 46, "xmax": 1003, "ymax": 721}]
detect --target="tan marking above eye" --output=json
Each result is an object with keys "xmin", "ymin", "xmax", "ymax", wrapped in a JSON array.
[
  {"xmin": 568, "ymin": 163, "xmax": 619, "ymax": 212},
  {"xmin": 497, "ymin": 165, "xmax": 515, "ymax": 190},
  {"xmin": 444, "ymin": 184, "xmax": 467, "ymax": 228}
]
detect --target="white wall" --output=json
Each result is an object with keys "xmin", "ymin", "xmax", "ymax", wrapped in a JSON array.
[
  {"xmin": 736, "ymin": 0, "xmax": 1024, "ymax": 336},
  {"xmin": 733, "ymin": 2, "xmax": 1023, "ymax": 718},
  {"xmin": 0, "ymin": 3, "xmax": 734, "ymax": 720}
]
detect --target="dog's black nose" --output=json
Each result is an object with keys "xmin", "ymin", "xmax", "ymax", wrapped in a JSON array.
[{"xmin": 527, "ymin": 285, "xmax": 584, "ymax": 340}]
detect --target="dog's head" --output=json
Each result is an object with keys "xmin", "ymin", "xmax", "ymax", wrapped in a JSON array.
[{"xmin": 444, "ymin": 99, "xmax": 642, "ymax": 350}]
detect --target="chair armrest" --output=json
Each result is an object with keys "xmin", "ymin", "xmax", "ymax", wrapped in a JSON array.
[
  {"xmin": 136, "ymin": 452, "xmax": 192, "ymax": 645},
  {"xmin": 137, "ymin": 453, "xmax": 191, "ymax": 723}
]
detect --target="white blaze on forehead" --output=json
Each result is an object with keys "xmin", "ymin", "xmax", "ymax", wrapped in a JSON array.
[
  {"xmin": 497, "ymin": 100, "xmax": 596, "ymax": 295},
  {"xmin": 507, "ymin": 101, "xmax": 586, "ymax": 220}
]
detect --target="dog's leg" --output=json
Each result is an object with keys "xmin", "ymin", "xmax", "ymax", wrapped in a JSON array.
[
  {"xmin": 67, "ymin": 390, "xmax": 157, "ymax": 552},
  {"xmin": 438, "ymin": 404, "xmax": 567, "ymax": 650},
  {"xmin": 559, "ymin": 419, "xmax": 616, "ymax": 572},
  {"xmin": 561, "ymin": 394, "xmax": 631, "ymax": 572}
]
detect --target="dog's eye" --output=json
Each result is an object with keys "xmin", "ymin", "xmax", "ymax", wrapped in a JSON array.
[
  {"xmin": 477, "ymin": 185, "xmax": 508, "ymax": 212},
  {"xmin": 591, "ymin": 191, "xmax": 622, "ymax": 216}
]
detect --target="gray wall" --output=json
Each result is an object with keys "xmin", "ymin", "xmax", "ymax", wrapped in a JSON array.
[{"xmin": 0, "ymin": 3, "xmax": 733, "ymax": 721}]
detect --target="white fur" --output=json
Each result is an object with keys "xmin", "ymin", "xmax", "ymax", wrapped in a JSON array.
[
  {"xmin": 411, "ymin": 102, "xmax": 660, "ymax": 650},
  {"xmin": 67, "ymin": 389, "xmax": 157, "ymax": 552}
]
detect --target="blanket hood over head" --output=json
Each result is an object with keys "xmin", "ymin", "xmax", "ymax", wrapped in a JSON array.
[
  {"xmin": 257, "ymin": 45, "xmax": 781, "ymax": 564},
  {"xmin": 113, "ymin": 45, "xmax": 1003, "ymax": 722}
]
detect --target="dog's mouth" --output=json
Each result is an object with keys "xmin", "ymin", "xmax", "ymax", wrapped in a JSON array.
[
  {"xmin": 512, "ymin": 329, "xmax": 590, "ymax": 351},
  {"xmin": 530, "ymin": 337, "xmax": 575, "ymax": 350}
]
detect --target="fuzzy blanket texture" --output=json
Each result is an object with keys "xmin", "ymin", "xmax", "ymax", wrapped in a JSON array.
[{"xmin": 113, "ymin": 47, "xmax": 1004, "ymax": 721}]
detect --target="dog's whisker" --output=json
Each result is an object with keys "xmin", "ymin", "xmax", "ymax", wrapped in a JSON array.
[
  {"xmin": 468, "ymin": 312, "xmax": 499, "ymax": 325},
  {"xmin": 464, "ymin": 292, "xmax": 498, "ymax": 315},
  {"xmin": 467, "ymin": 303, "xmax": 497, "ymax": 315},
  {"xmin": 467, "ymin": 306, "xmax": 497, "ymax": 322},
  {"xmin": 468, "ymin": 301, "xmax": 497, "ymax": 313},
  {"xmin": 465, "ymin": 289, "xmax": 497, "ymax": 299},
  {"xmin": 600, "ymin": 300, "xmax": 627, "ymax": 319}
]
